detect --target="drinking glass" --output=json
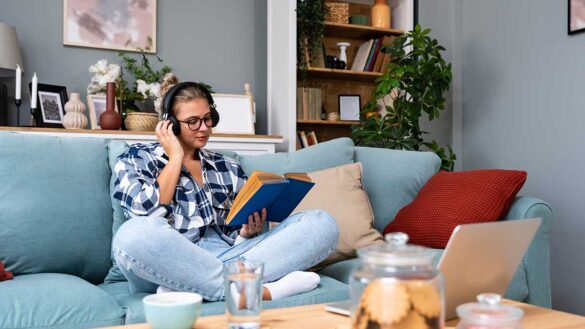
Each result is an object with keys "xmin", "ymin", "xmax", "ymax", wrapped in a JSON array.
[{"xmin": 223, "ymin": 260, "xmax": 264, "ymax": 329}]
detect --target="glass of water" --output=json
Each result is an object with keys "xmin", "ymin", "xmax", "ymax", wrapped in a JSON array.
[{"xmin": 223, "ymin": 259, "xmax": 264, "ymax": 329}]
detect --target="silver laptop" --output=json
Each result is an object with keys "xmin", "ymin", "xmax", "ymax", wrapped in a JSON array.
[{"xmin": 325, "ymin": 218, "xmax": 542, "ymax": 320}]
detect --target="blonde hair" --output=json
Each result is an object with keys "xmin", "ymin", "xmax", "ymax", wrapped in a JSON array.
[{"xmin": 160, "ymin": 73, "xmax": 210, "ymax": 116}]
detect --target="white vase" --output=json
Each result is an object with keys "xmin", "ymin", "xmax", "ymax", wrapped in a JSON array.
[
  {"xmin": 336, "ymin": 42, "xmax": 350, "ymax": 68},
  {"xmin": 62, "ymin": 93, "xmax": 88, "ymax": 129}
]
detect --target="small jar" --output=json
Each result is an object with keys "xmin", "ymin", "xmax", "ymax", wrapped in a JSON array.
[
  {"xmin": 349, "ymin": 233, "xmax": 444, "ymax": 329},
  {"xmin": 456, "ymin": 294, "xmax": 523, "ymax": 329}
]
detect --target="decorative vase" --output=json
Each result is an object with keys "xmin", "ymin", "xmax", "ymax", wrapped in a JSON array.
[
  {"xmin": 371, "ymin": 0, "xmax": 391, "ymax": 29},
  {"xmin": 62, "ymin": 93, "xmax": 88, "ymax": 129},
  {"xmin": 99, "ymin": 82, "xmax": 122, "ymax": 130},
  {"xmin": 336, "ymin": 42, "xmax": 350, "ymax": 69}
]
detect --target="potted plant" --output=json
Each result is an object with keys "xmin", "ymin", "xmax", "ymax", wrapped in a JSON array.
[
  {"xmin": 297, "ymin": 0, "xmax": 328, "ymax": 82},
  {"xmin": 351, "ymin": 24, "xmax": 456, "ymax": 171}
]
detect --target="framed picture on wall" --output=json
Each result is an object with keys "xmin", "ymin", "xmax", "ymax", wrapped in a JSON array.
[
  {"xmin": 28, "ymin": 83, "xmax": 68, "ymax": 128},
  {"xmin": 569, "ymin": 0, "xmax": 585, "ymax": 35},
  {"xmin": 87, "ymin": 95, "xmax": 118, "ymax": 129},
  {"xmin": 63, "ymin": 0, "xmax": 157, "ymax": 52}
]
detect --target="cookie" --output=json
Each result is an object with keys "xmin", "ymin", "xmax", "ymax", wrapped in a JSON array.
[
  {"xmin": 406, "ymin": 281, "xmax": 441, "ymax": 318},
  {"xmin": 389, "ymin": 311, "xmax": 428, "ymax": 329},
  {"xmin": 360, "ymin": 279, "xmax": 410, "ymax": 325}
]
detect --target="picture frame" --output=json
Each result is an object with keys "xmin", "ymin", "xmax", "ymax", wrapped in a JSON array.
[
  {"xmin": 569, "ymin": 0, "xmax": 585, "ymax": 35},
  {"xmin": 28, "ymin": 83, "xmax": 68, "ymax": 128},
  {"xmin": 87, "ymin": 95, "xmax": 118, "ymax": 130},
  {"xmin": 339, "ymin": 95, "xmax": 361, "ymax": 121},
  {"xmin": 63, "ymin": 0, "xmax": 157, "ymax": 52},
  {"xmin": 211, "ymin": 94, "xmax": 255, "ymax": 134}
]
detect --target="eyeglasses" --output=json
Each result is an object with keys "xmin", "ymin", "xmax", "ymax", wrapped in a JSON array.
[{"xmin": 177, "ymin": 115, "xmax": 213, "ymax": 131}]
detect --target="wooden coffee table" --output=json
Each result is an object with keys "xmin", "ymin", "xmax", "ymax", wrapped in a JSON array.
[{"xmin": 102, "ymin": 300, "xmax": 585, "ymax": 329}]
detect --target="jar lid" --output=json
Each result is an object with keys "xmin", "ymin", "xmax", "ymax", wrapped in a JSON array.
[
  {"xmin": 456, "ymin": 293, "xmax": 524, "ymax": 325},
  {"xmin": 357, "ymin": 232, "xmax": 435, "ymax": 266}
]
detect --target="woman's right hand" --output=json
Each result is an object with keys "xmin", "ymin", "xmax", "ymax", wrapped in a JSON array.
[{"xmin": 156, "ymin": 120, "xmax": 184, "ymax": 160}]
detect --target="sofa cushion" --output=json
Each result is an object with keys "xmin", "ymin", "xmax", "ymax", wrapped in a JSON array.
[
  {"xmin": 99, "ymin": 281, "xmax": 149, "ymax": 324},
  {"xmin": 354, "ymin": 147, "xmax": 440, "ymax": 232},
  {"xmin": 239, "ymin": 138, "xmax": 355, "ymax": 176},
  {"xmin": 100, "ymin": 274, "xmax": 348, "ymax": 320},
  {"xmin": 384, "ymin": 170, "xmax": 527, "ymax": 248},
  {"xmin": 294, "ymin": 163, "xmax": 383, "ymax": 269},
  {"xmin": 0, "ymin": 132, "xmax": 114, "ymax": 284},
  {"xmin": 104, "ymin": 140, "xmax": 131, "ymax": 283},
  {"xmin": 0, "ymin": 273, "xmax": 124, "ymax": 329}
]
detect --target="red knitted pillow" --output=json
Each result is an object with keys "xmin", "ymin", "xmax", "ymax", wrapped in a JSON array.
[{"xmin": 383, "ymin": 169, "xmax": 527, "ymax": 248}]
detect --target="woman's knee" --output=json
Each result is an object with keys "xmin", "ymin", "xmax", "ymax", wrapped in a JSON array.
[
  {"xmin": 299, "ymin": 209, "xmax": 339, "ymax": 246},
  {"xmin": 112, "ymin": 215, "xmax": 167, "ymax": 256}
]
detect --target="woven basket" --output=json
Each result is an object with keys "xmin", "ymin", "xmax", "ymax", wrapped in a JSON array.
[
  {"xmin": 326, "ymin": 2, "xmax": 349, "ymax": 24},
  {"xmin": 125, "ymin": 112, "xmax": 159, "ymax": 131}
]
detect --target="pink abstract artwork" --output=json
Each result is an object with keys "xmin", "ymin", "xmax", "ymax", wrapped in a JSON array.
[
  {"xmin": 63, "ymin": 0, "xmax": 157, "ymax": 52},
  {"xmin": 570, "ymin": 0, "xmax": 585, "ymax": 34}
]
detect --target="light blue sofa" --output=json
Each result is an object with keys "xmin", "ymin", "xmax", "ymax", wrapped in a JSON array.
[{"xmin": 0, "ymin": 132, "xmax": 553, "ymax": 328}]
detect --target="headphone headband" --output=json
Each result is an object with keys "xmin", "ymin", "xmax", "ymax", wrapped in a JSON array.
[{"xmin": 161, "ymin": 81, "xmax": 215, "ymax": 120}]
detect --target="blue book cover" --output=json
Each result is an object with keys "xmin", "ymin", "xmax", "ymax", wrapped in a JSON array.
[{"xmin": 226, "ymin": 176, "xmax": 315, "ymax": 226}]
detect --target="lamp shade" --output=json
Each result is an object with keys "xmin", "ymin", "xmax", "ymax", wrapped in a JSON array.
[{"xmin": 0, "ymin": 22, "xmax": 24, "ymax": 76}]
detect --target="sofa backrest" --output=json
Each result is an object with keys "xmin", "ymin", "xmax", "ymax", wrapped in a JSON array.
[
  {"xmin": 355, "ymin": 146, "xmax": 440, "ymax": 232},
  {"xmin": 0, "ymin": 131, "xmax": 114, "ymax": 284},
  {"xmin": 237, "ymin": 137, "xmax": 440, "ymax": 233}
]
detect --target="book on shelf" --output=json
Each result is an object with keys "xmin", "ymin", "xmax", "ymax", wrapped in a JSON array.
[
  {"xmin": 306, "ymin": 131, "xmax": 319, "ymax": 145},
  {"xmin": 351, "ymin": 39, "xmax": 374, "ymax": 71},
  {"xmin": 297, "ymin": 87, "xmax": 323, "ymax": 121},
  {"xmin": 365, "ymin": 38, "xmax": 381, "ymax": 72},
  {"xmin": 298, "ymin": 130, "xmax": 309, "ymax": 148},
  {"xmin": 226, "ymin": 171, "xmax": 315, "ymax": 226}
]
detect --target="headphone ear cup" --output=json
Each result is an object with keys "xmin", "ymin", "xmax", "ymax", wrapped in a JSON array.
[
  {"xmin": 210, "ymin": 107, "xmax": 220, "ymax": 127},
  {"xmin": 170, "ymin": 116, "xmax": 181, "ymax": 136}
]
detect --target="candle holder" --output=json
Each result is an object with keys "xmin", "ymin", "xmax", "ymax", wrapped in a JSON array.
[
  {"xmin": 14, "ymin": 99, "xmax": 21, "ymax": 127},
  {"xmin": 30, "ymin": 107, "xmax": 36, "ymax": 126}
]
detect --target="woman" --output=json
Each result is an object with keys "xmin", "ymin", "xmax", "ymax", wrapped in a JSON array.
[{"xmin": 112, "ymin": 74, "xmax": 339, "ymax": 302}]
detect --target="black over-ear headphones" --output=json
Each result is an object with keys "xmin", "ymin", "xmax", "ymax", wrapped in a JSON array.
[{"xmin": 160, "ymin": 81, "xmax": 220, "ymax": 136}]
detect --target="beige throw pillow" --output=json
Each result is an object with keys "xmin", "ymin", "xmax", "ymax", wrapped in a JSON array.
[{"xmin": 293, "ymin": 162, "xmax": 384, "ymax": 269}]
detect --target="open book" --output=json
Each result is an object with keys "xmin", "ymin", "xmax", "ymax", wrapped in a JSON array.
[{"xmin": 226, "ymin": 171, "xmax": 315, "ymax": 226}]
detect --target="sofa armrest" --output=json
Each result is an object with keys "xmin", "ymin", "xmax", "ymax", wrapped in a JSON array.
[{"xmin": 503, "ymin": 196, "xmax": 553, "ymax": 308}]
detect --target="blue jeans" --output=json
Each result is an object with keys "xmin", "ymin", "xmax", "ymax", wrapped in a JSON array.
[{"xmin": 112, "ymin": 209, "xmax": 339, "ymax": 301}]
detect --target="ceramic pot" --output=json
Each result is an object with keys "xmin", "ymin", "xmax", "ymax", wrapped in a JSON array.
[
  {"xmin": 371, "ymin": 0, "xmax": 391, "ymax": 29},
  {"xmin": 62, "ymin": 93, "xmax": 88, "ymax": 129}
]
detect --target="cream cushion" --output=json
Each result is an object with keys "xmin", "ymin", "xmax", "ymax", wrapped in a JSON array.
[{"xmin": 294, "ymin": 162, "xmax": 384, "ymax": 268}]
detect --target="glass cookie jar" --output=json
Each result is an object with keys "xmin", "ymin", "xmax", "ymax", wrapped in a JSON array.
[
  {"xmin": 349, "ymin": 233, "xmax": 444, "ymax": 329},
  {"xmin": 456, "ymin": 293, "xmax": 524, "ymax": 329}
]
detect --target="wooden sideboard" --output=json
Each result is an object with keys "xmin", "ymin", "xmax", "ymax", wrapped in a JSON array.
[{"xmin": 0, "ymin": 127, "xmax": 283, "ymax": 155}]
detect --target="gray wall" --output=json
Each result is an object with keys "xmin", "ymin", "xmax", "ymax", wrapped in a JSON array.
[
  {"xmin": 417, "ymin": 0, "xmax": 454, "ymax": 155},
  {"xmin": 0, "ymin": 0, "xmax": 268, "ymax": 133},
  {"xmin": 459, "ymin": 0, "xmax": 585, "ymax": 314}
]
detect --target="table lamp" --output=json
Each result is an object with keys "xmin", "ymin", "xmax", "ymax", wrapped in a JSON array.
[{"xmin": 0, "ymin": 22, "xmax": 24, "ymax": 126}]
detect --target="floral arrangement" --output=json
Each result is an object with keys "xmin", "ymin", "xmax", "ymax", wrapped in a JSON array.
[
  {"xmin": 87, "ymin": 59, "xmax": 121, "ymax": 95},
  {"xmin": 87, "ymin": 38, "xmax": 171, "ymax": 115}
]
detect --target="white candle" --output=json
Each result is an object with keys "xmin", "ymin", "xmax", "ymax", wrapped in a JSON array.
[
  {"xmin": 31, "ymin": 73, "xmax": 38, "ymax": 109},
  {"xmin": 15, "ymin": 65, "xmax": 21, "ymax": 100}
]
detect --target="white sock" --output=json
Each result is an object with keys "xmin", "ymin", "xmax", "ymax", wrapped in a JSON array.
[
  {"xmin": 156, "ymin": 285, "xmax": 178, "ymax": 294},
  {"xmin": 264, "ymin": 271, "xmax": 320, "ymax": 300}
]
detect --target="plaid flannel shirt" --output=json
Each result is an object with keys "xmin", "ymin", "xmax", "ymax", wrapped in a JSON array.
[{"xmin": 113, "ymin": 143, "xmax": 248, "ymax": 243}]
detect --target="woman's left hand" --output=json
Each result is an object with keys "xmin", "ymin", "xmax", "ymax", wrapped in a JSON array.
[{"xmin": 240, "ymin": 208, "xmax": 267, "ymax": 239}]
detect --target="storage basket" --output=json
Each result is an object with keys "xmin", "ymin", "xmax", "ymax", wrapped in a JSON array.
[
  {"xmin": 125, "ymin": 112, "xmax": 159, "ymax": 131},
  {"xmin": 326, "ymin": 2, "xmax": 349, "ymax": 24}
]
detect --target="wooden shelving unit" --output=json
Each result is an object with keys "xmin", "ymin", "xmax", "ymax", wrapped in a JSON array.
[
  {"xmin": 304, "ymin": 67, "xmax": 383, "ymax": 82},
  {"xmin": 297, "ymin": 19, "xmax": 404, "ymax": 145},
  {"xmin": 323, "ymin": 22, "xmax": 403, "ymax": 39},
  {"xmin": 297, "ymin": 119, "xmax": 360, "ymax": 126}
]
